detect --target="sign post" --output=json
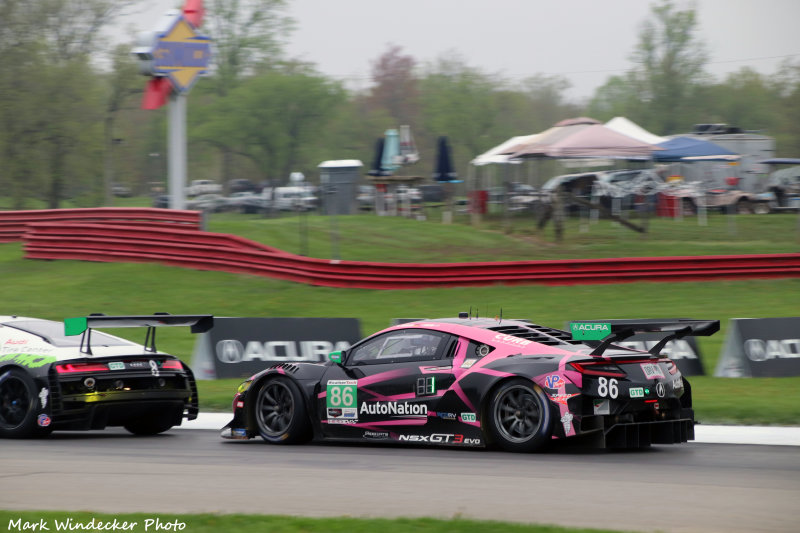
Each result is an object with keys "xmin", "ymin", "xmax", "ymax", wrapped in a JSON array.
[{"xmin": 133, "ymin": 2, "xmax": 211, "ymax": 210}]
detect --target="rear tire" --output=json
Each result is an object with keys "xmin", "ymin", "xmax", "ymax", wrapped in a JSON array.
[
  {"xmin": 735, "ymin": 199, "xmax": 752, "ymax": 214},
  {"xmin": 0, "ymin": 368, "xmax": 39, "ymax": 438},
  {"xmin": 487, "ymin": 379, "xmax": 552, "ymax": 452},
  {"xmin": 254, "ymin": 377, "xmax": 312, "ymax": 444}
]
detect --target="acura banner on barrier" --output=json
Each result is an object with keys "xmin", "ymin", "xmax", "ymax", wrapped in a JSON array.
[
  {"xmin": 192, "ymin": 317, "xmax": 362, "ymax": 379},
  {"xmin": 715, "ymin": 317, "xmax": 800, "ymax": 377}
]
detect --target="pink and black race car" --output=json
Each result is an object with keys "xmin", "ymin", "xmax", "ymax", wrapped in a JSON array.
[{"xmin": 221, "ymin": 315, "xmax": 718, "ymax": 452}]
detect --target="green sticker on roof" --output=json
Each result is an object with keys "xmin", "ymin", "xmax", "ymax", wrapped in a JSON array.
[
  {"xmin": 570, "ymin": 322, "xmax": 611, "ymax": 341},
  {"xmin": 64, "ymin": 317, "xmax": 88, "ymax": 336}
]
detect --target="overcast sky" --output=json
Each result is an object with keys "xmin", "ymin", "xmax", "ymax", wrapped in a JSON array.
[{"xmin": 124, "ymin": 0, "xmax": 800, "ymax": 101}]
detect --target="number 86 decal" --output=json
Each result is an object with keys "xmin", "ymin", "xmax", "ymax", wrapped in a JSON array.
[{"xmin": 597, "ymin": 377, "xmax": 618, "ymax": 399}]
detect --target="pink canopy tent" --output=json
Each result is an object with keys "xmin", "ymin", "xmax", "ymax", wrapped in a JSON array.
[{"xmin": 503, "ymin": 117, "xmax": 660, "ymax": 159}]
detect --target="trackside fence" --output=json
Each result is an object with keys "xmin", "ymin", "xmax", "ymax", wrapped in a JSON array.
[
  {"xmin": 0, "ymin": 208, "xmax": 202, "ymax": 242},
  {"xmin": 11, "ymin": 212, "xmax": 800, "ymax": 289}
]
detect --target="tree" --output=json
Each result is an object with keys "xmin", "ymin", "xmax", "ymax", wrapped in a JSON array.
[
  {"xmin": 366, "ymin": 44, "xmax": 420, "ymax": 128},
  {"xmin": 628, "ymin": 0, "xmax": 708, "ymax": 134},
  {"xmin": 195, "ymin": 70, "xmax": 346, "ymax": 182}
]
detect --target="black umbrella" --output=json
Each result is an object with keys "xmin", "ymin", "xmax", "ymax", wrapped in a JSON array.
[
  {"xmin": 433, "ymin": 136, "xmax": 459, "ymax": 182},
  {"xmin": 367, "ymin": 137, "xmax": 388, "ymax": 177}
]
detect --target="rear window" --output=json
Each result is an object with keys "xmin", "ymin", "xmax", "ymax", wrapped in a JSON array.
[{"xmin": 2, "ymin": 320, "xmax": 134, "ymax": 348}]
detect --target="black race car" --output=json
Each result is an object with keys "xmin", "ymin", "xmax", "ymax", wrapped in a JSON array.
[
  {"xmin": 221, "ymin": 315, "xmax": 718, "ymax": 452},
  {"xmin": 0, "ymin": 313, "xmax": 212, "ymax": 438}
]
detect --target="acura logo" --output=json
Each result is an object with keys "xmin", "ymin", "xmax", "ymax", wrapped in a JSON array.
[
  {"xmin": 655, "ymin": 383, "xmax": 666, "ymax": 398},
  {"xmin": 216, "ymin": 340, "xmax": 244, "ymax": 363}
]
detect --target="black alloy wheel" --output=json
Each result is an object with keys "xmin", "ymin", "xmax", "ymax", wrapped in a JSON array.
[
  {"xmin": 488, "ymin": 379, "xmax": 552, "ymax": 452},
  {"xmin": 254, "ymin": 377, "xmax": 311, "ymax": 444}
]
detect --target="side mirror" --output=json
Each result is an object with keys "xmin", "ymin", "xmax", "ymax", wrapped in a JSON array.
[{"xmin": 328, "ymin": 350, "xmax": 343, "ymax": 364}]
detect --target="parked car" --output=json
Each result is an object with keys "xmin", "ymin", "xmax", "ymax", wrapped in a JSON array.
[
  {"xmin": 767, "ymin": 165, "xmax": 800, "ymax": 209},
  {"xmin": 228, "ymin": 179, "xmax": 258, "ymax": 195},
  {"xmin": 264, "ymin": 186, "xmax": 317, "ymax": 211},
  {"xmin": 187, "ymin": 193, "xmax": 226, "ymax": 212},
  {"xmin": 357, "ymin": 185, "xmax": 375, "ymax": 211},
  {"xmin": 224, "ymin": 191, "xmax": 267, "ymax": 214},
  {"xmin": 112, "ymin": 184, "xmax": 132, "ymax": 198},
  {"xmin": 185, "ymin": 179, "xmax": 222, "ymax": 197}
]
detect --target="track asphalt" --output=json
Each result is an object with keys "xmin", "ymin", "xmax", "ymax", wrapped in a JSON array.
[{"xmin": 182, "ymin": 412, "xmax": 800, "ymax": 446}]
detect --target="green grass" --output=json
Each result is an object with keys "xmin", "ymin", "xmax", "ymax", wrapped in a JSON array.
[
  {"xmin": 0, "ymin": 511, "xmax": 633, "ymax": 533},
  {"xmin": 3, "ymin": 211, "xmax": 800, "ymax": 424}
]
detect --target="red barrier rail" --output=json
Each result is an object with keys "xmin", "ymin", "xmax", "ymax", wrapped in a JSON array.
[
  {"xmin": 0, "ymin": 208, "xmax": 202, "ymax": 242},
  {"xmin": 20, "ymin": 221, "xmax": 800, "ymax": 289}
]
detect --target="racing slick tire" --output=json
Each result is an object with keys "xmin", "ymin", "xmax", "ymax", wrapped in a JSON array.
[
  {"xmin": 254, "ymin": 377, "xmax": 312, "ymax": 444},
  {"xmin": 487, "ymin": 379, "xmax": 553, "ymax": 453},
  {"xmin": 0, "ymin": 368, "xmax": 40, "ymax": 438}
]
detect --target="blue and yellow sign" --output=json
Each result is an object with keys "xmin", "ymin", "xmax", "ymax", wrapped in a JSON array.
[{"xmin": 138, "ymin": 14, "xmax": 211, "ymax": 93}]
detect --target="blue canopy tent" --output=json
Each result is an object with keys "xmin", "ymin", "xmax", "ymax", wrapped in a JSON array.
[{"xmin": 653, "ymin": 137, "xmax": 739, "ymax": 162}]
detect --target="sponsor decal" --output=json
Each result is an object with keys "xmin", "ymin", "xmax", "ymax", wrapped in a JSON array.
[
  {"xmin": 460, "ymin": 412, "xmax": 477, "ymax": 423},
  {"xmin": 108, "ymin": 361, "xmax": 125, "ymax": 371},
  {"xmin": 476, "ymin": 344, "xmax": 491, "ymax": 357},
  {"xmin": 673, "ymin": 377, "xmax": 684, "ymax": 391},
  {"xmin": 37, "ymin": 414, "xmax": 51, "ymax": 427},
  {"xmin": 327, "ymin": 380, "xmax": 358, "ymax": 422},
  {"xmin": 655, "ymin": 383, "xmax": 666, "ymax": 398},
  {"xmin": 629, "ymin": 387, "xmax": 645, "ymax": 398},
  {"xmin": 0, "ymin": 353, "xmax": 55, "ymax": 368},
  {"xmin": 744, "ymin": 339, "xmax": 800, "ymax": 361},
  {"xmin": 360, "ymin": 401, "xmax": 427, "ymax": 417},
  {"xmin": 493, "ymin": 333, "xmax": 533, "ymax": 347},
  {"xmin": 560, "ymin": 412, "xmax": 574, "ymax": 434},
  {"xmin": 363, "ymin": 431, "xmax": 390, "ymax": 440},
  {"xmin": 434, "ymin": 412, "xmax": 457, "ymax": 420},
  {"xmin": 416, "ymin": 376, "xmax": 436, "ymax": 396},
  {"xmin": 232, "ymin": 428, "xmax": 248, "ymax": 438},
  {"xmin": 39, "ymin": 387, "xmax": 48, "ymax": 409},
  {"xmin": 593, "ymin": 399, "xmax": 610, "ymax": 415},
  {"xmin": 570, "ymin": 322, "xmax": 611, "ymax": 341},
  {"xmin": 548, "ymin": 393, "xmax": 578, "ymax": 406},
  {"xmin": 640, "ymin": 363, "xmax": 665, "ymax": 380},
  {"xmin": 4, "ymin": 339, "xmax": 27, "ymax": 345},
  {"xmin": 461, "ymin": 358, "xmax": 477, "ymax": 369},
  {"xmin": 544, "ymin": 374, "xmax": 565, "ymax": 389},
  {"xmin": 397, "ymin": 433, "xmax": 480, "ymax": 445},
  {"xmin": 216, "ymin": 339, "xmax": 352, "ymax": 363}
]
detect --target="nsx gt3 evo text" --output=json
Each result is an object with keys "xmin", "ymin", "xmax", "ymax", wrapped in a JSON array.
[
  {"xmin": 222, "ymin": 315, "xmax": 718, "ymax": 452},
  {"xmin": 0, "ymin": 314, "xmax": 212, "ymax": 438}
]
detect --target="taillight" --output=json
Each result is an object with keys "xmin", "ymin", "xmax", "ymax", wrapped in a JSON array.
[
  {"xmin": 56, "ymin": 363, "xmax": 109, "ymax": 373},
  {"xmin": 569, "ymin": 361, "xmax": 626, "ymax": 378},
  {"xmin": 161, "ymin": 360, "xmax": 183, "ymax": 370}
]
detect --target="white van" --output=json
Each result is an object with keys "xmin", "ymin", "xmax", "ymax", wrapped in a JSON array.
[{"xmin": 263, "ymin": 186, "xmax": 317, "ymax": 211}]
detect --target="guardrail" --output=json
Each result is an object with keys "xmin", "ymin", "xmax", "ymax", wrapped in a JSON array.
[
  {"xmin": 19, "ymin": 219, "xmax": 800, "ymax": 289},
  {"xmin": 0, "ymin": 208, "xmax": 202, "ymax": 242}
]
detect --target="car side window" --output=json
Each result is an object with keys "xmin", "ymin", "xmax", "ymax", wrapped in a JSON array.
[{"xmin": 349, "ymin": 329, "xmax": 450, "ymax": 364}]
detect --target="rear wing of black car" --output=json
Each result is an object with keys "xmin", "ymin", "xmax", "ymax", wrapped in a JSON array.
[
  {"xmin": 568, "ymin": 319, "xmax": 720, "ymax": 357},
  {"xmin": 65, "ymin": 313, "xmax": 214, "ymax": 355}
]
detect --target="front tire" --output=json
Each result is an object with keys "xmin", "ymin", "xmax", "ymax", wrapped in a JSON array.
[
  {"xmin": 487, "ymin": 379, "xmax": 552, "ymax": 452},
  {"xmin": 0, "ymin": 368, "xmax": 39, "ymax": 438},
  {"xmin": 254, "ymin": 377, "xmax": 311, "ymax": 444}
]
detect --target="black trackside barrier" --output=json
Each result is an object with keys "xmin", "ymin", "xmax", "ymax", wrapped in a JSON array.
[
  {"xmin": 191, "ymin": 317, "xmax": 362, "ymax": 379},
  {"xmin": 715, "ymin": 317, "xmax": 800, "ymax": 377}
]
